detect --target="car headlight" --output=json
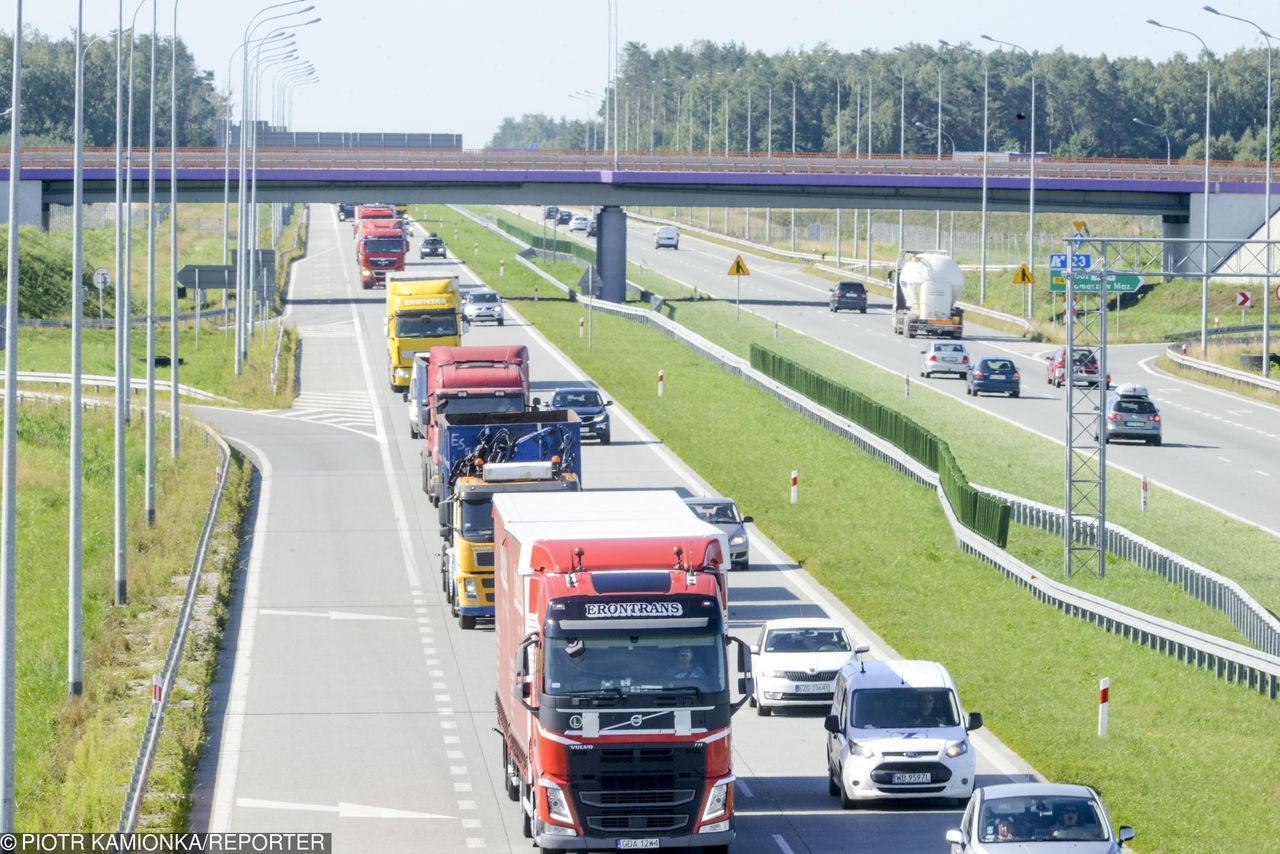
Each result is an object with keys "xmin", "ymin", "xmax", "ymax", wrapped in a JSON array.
[
  {"xmin": 540, "ymin": 781, "xmax": 573, "ymax": 825},
  {"xmin": 944, "ymin": 739, "xmax": 969, "ymax": 758},
  {"xmin": 849, "ymin": 740, "xmax": 876, "ymax": 760},
  {"xmin": 729, "ymin": 534, "xmax": 746, "ymax": 546},
  {"xmin": 700, "ymin": 778, "xmax": 732, "ymax": 822},
  {"xmin": 494, "ymin": 305, "xmax": 503, "ymax": 314}
]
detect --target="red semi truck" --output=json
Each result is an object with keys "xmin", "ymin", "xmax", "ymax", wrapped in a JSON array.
[
  {"xmin": 492, "ymin": 490, "xmax": 753, "ymax": 852},
  {"xmin": 351, "ymin": 203, "xmax": 395, "ymax": 236},
  {"xmin": 356, "ymin": 218, "xmax": 408, "ymax": 289},
  {"xmin": 421, "ymin": 345, "xmax": 532, "ymax": 506}
]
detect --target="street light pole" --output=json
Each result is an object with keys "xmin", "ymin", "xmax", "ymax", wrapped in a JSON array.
[
  {"xmin": 983, "ymin": 34, "xmax": 1037, "ymax": 320},
  {"xmin": 935, "ymin": 63, "xmax": 943, "ymax": 249},
  {"xmin": 144, "ymin": 0, "xmax": 158, "ymax": 526},
  {"xmin": 1149, "ymin": 19, "xmax": 1214, "ymax": 354},
  {"xmin": 169, "ymin": 0, "xmax": 181, "ymax": 460},
  {"xmin": 69, "ymin": 0, "xmax": 90, "ymax": 700},
  {"xmin": 791, "ymin": 79, "xmax": 796, "ymax": 252},
  {"xmin": 1132, "ymin": 116, "xmax": 1172, "ymax": 164},
  {"xmin": 1205, "ymin": 6, "xmax": 1273, "ymax": 375},
  {"xmin": 943, "ymin": 39, "xmax": 990, "ymax": 302}
]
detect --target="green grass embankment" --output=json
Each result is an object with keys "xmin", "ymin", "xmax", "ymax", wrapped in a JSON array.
[{"xmin": 420, "ymin": 203, "xmax": 1277, "ymax": 854}]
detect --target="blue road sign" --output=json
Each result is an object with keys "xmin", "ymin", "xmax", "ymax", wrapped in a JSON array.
[{"xmin": 1049, "ymin": 253, "xmax": 1092, "ymax": 270}]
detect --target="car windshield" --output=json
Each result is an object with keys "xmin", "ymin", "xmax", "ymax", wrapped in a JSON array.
[
  {"xmin": 1113, "ymin": 399, "xmax": 1156, "ymax": 414},
  {"xmin": 762, "ymin": 628, "xmax": 851, "ymax": 653},
  {"xmin": 395, "ymin": 310, "xmax": 459, "ymax": 338},
  {"xmin": 363, "ymin": 237, "xmax": 404, "ymax": 253},
  {"xmin": 424, "ymin": 238, "xmax": 443, "ymax": 246},
  {"xmin": 849, "ymin": 687, "xmax": 961, "ymax": 729},
  {"xmin": 983, "ymin": 359, "xmax": 1014, "ymax": 371},
  {"xmin": 459, "ymin": 496, "xmax": 494, "ymax": 542},
  {"xmin": 688, "ymin": 503, "xmax": 741, "ymax": 524},
  {"xmin": 469, "ymin": 292, "xmax": 499, "ymax": 304},
  {"xmin": 553, "ymin": 390, "xmax": 603, "ymax": 408},
  {"xmin": 978, "ymin": 795, "xmax": 1107, "ymax": 843},
  {"xmin": 544, "ymin": 633, "xmax": 725, "ymax": 696}
]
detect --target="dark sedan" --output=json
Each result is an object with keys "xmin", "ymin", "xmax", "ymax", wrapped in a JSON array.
[
  {"xmin": 829, "ymin": 281, "xmax": 868, "ymax": 313},
  {"xmin": 967, "ymin": 357, "xmax": 1021, "ymax": 397}
]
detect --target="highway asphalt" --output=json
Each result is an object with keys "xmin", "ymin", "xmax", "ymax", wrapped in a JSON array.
[
  {"xmin": 186, "ymin": 206, "xmax": 1039, "ymax": 853},
  {"xmin": 515, "ymin": 206, "xmax": 1280, "ymax": 536}
]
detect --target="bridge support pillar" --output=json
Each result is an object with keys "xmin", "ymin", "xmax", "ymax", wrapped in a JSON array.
[
  {"xmin": 0, "ymin": 180, "xmax": 46, "ymax": 229},
  {"xmin": 596, "ymin": 205, "xmax": 627, "ymax": 303}
]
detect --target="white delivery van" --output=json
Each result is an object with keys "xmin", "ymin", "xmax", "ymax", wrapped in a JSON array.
[
  {"xmin": 824, "ymin": 656, "xmax": 983, "ymax": 808},
  {"xmin": 654, "ymin": 225, "xmax": 680, "ymax": 249}
]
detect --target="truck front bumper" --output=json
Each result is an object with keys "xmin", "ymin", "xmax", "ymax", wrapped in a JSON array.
[{"xmin": 536, "ymin": 829, "xmax": 734, "ymax": 850}]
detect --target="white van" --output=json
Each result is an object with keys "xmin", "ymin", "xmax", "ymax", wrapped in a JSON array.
[
  {"xmin": 824, "ymin": 656, "xmax": 982, "ymax": 808},
  {"xmin": 654, "ymin": 225, "xmax": 680, "ymax": 249}
]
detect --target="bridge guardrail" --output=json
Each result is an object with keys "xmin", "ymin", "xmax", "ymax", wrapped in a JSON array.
[
  {"xmin": 1164, "ymin": 345, "xmax": 1280, "ymax": 394},
  {"xmin": 462, "ymin": 203, "xmax": 1280, "ymax": 700}
]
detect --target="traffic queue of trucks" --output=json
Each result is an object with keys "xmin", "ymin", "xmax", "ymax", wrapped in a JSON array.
[
  {"xmin": 386, "ymin": 298, "xmax": 754, "ymax": 846},
  {"xmin": 385, "ymin": 276, "xmax": 462, "ymax": 392},
  {"xmin": 353, "ymin": 204, "xmax": 409, "ymax": 289}
]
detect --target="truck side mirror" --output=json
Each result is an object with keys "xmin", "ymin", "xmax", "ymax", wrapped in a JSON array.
[
  {"xmin": 515, "ymin": 633, "xmax": 539, "ymax": 712},
  {"xmin": 823, "ymin": 714, "xmax": 840, "ymax": 734},
  {"xmin": 728, "ymin": 637, "xmax": 754, "ymax": 715}
]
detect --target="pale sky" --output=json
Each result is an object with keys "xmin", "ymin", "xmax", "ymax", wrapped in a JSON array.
[{"xmin": 2, "ymin": 0, "xmax": 1277, "ymax": 147}]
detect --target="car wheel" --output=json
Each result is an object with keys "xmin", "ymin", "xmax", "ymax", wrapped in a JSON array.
[
  {"xmin": 828, "ymin": 766, "xmax": 841, "ymax": 797},
  {"xmin": 748, "ymin": 695, "xmax": 757, "ymax": 708},
  {"xmin": 830, "ymin": 305, "xmax": 836, "ymax": 313},
  {"xmin": 599, "ymin": 432, "xmax": 611, "ymax": 445},
  {"xmin": 839, "ymin": 779, "xmax": 857, "ymax": 810},
  {"xmin": 1011, "ymin": 390, "xmax": 1020, "ymax": 398},
  {"xmin": 1151, "ymin": 437, "xmax": 1162, "ymax": 446},
  {"xmin": 965, "ymin": 385, "xmax": 972, "ymax": 396},
  {"xmin": 756, "ymin": 702, "xmax": 771, "ymax": 717},
  {"xmin": 498, "ymin": 318, "xmax": 505, "ymax": 326}
]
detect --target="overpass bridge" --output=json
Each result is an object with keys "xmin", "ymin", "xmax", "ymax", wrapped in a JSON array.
[{"xmin": 4, "ymin": 147, "xmax": 1277, "ymax": 300}]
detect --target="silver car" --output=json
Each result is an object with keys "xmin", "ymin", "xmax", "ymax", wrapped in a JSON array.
[
  {"xmin": 946, "ymin": 782, "xmax": 1134, "ymax": 852},
  {"xmin": 921, "ymin": 341, "xmax": 971, "ymax": 379},
  {"xmin": 683, "ymin": 497, "xmax": 751, "ymax": 570},
  {"xmin": 461, "ymin": 288, "xmax": 504, "ymax": 326},
  {"xmin": 1104, "ymin": 383, "xmax": 1161, "ymax": 446}
]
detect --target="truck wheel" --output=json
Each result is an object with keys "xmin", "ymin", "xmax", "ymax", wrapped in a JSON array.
[
  {"xmin": 459, "ymin": 614, "xmax": 477, "ymax": 630},
  {"xmin": 860, "ymin": 307, "xmax": 867, "ymax": 314}
]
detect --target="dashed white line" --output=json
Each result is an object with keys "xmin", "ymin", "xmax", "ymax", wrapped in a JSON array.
[
  {"xmin": 1218, "ymin": 456, "xmax": 1233, "ymax": 463},
  {"xmin": 1257, "ymin": 470, "xmax": 1272, "ymax": 478},
  {"xmin": 773, "ymin": 834, "xmax": 796, "ymax": 854}
]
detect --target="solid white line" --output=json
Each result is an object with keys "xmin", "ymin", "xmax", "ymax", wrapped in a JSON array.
[
  {"xmin": 1257, "ymin": 470, "xmax": 1271, "ymax": 478},
  {"xmin": 339, "ymin": 208, "xmax": 423, "ymax": 589},
  {"xmin": 208, "ymin": 437, "xmax": 272, "ymax": 832}
]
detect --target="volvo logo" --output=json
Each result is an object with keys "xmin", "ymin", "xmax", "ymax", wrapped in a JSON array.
[{"xmin": 630, "ymin": 714, "xmax": 644, "ymax": 727}]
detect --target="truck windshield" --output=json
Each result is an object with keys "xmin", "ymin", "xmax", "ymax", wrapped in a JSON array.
[
  {"xmin": 544, "ymin": 634, "xmax": 725, "ymax": 696},
  {"xmin": 363, "ymin": 238, "xmax": 404, "ymax": 253},
  {"xmin": 395, "ymin": 310, "xmax": 459, "ymax": 338},
  {"xmin": 459, "ymin": 497, "xmax": 494, "ymax": 542},
  {"xmin": 440, "ymin": 396, "xmax": 525, "ymax": 416}
]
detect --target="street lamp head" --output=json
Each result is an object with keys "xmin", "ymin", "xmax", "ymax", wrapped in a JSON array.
[
  {"xmin": 914, "ymin": 121, "xmax": 927, "ymax": 130},
  {"xmin": 980, "ymin": 34, "xmax": 993, "ymax": 42},
  {"xmin": 1203, "ymin": 5, "xmax": 1218, "ymax": 14},
  {"xmin": 1147, "ymin": 19, "xmax": 1162, "ymax": 27},
  {"xmin": 938, "ymin": 39, "xmax": 954, "ymax": 48}
]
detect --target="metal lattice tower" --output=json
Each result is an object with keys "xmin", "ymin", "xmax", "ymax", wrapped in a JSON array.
[{"xmin": 1061, "ymin": 235, "xmax": 1280, "ymax": 578}]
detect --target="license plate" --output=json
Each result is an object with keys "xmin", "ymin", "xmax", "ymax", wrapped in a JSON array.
[
  {"xmin": 892, "ymin": 772, "xmax": 932, "ymax": 784},
  {"xmin": 1126, "ymin": 421, "xmax": 1146, "ymax": 428},
  {"xmin": 793, "ymin": 683, "xmax": 829, "ymax": 693},
  {"xmin": 991, "ymin": 374, "xmax": 1006, "ymax": 380},
  {"xmin": 617, "ymin": 839, "xmax": 660, "ymax": 850},
  {"xmin": 941, "ymin": 356, "xmax": 958, "ymax": 362}
]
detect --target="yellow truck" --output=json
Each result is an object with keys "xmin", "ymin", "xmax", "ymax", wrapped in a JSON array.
[{"xmin": 385, "ymin": 275, "xmax": 461, "ymax": 392}]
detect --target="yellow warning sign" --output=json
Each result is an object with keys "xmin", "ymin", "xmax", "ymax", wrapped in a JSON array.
[
  {"xmin": 1013, "ymin": 264, "xmax": 1036, "ymax": 285},
  {"xmin": 1072, "ymin": 220, "xmax": 1089, "ymax": 235},
  {"xmin": 727, "ymin": 255, "xmax": 751, "ymax": 277}
]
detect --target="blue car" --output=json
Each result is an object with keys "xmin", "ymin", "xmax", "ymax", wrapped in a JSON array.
[
  {"xmin": 966, "ymin": 356, "xmax": 1021, "ymax": 397},
  {"xmin": 550, "ymin": 386, "xmax": 613, "ymax": 444}
]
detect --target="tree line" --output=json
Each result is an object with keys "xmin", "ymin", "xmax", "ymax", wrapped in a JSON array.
[
  {"xmin": 0, "ymin": 27, "xmax": 223, "ymax": 148},
  {"xmin": 489, "ymin": 39, "xmax": 1280, "ymax": 162}
]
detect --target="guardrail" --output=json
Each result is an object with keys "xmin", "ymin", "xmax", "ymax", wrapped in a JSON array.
[
  {"xmin": 11, "ymin": 147, "xmax": 1275, "ymax": 184},
  {"xmin": 464, "ymin": 203, "xmax": 1280, "ymax": 700},
  {"xmin": 10, "ymin": 371, "xmax": 232, "ymax": 402},
  {"xmin": 118, "ymin": 424, "xmax": 232, "ymax": 832},
  {"xmin": 1165, "ymin": 345, "xmax": 1280, "ymax": 394},
  {"xmin": 977, "ymin": 485, "xmax": 1280, "ymax": 658}
]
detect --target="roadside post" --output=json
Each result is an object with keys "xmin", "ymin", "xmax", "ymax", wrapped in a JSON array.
[
  {"xmin": 1141, "ymin": 476, "xmax": 1148, "ymax": 512},
  {"xmin": 657, "ymin": 369, "xmax": 665, "ymax": 398},
  {"xmin": 790, "ymin": 470, "xmax": 798, "ymax": 505},
  {"xmin": 1237, "ymin": 290, "xmax": 1251, "ymax": 325},
  {"xmin": 92, "ymin": 266, "xmax": 110, "ymax": 323},
  {"xmin": 1098, "ymin": 677, "xmax": 1110, "ymax": 737},
  {"xmin": 578, "ymin": 318, "xmax": 584, "ymax": 338},
  {"xmin": 499, "ymin": 259, "xmax": 505, "ymax": 277},
  {"xmin": 904, "ymin": 374, "xmax": 910, "ymax": 399}
]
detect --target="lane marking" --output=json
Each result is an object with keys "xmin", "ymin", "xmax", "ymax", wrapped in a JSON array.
[
  {"xmin": 236, "ymin": 797, "xmax": 453, "ymax": 820},
  {"xmin": 1139, "ymin": 355, "xmax": 1280, "ymax": 416},
  {"xmin": 257, "ymin": 608, "xmax": 406, "ymax": 622},
  {"xmin": 209, "ymin": 439, "xmax": 272, "ymax": 832},
  {"xmin": 1257, "ymin": 470, "xmax": 1272, "ymax": 478},
  {"xmin": 1218, "ymin": 456, "xmax": 1233, "ymax": 463},
  {"xmin": 773, "ymin": 834, "xmax": 796, "ymax": 854}
]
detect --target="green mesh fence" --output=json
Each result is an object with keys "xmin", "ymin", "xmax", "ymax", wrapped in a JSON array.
[
  {"xmin": 751, "ymin": 344, "xmax": 1010, "ymax": 548},
  {"xmin": 494, "ymin": 217, "xmax": 597, "ymax": 265}
]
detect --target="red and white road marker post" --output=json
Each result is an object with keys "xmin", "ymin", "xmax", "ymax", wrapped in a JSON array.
[
  {"xmin": 1141, "ymin": 476, "xmax": 1148, "ymax": 512},
  {"xmin": 658, "ymin": 369, "xmax": 665, "ymax": 398},
  {"xmin": 578, "ymin": 318, "xmax": 584, "ymax": 338},
  {"xmin": 1098, "ymin": 677, "xmax": 1110, "ymax": 737},
  {"xmin": 790, "ymin": 470, "xmax": 799, "ymax": 505},
  {"xmin": 152, "ymin": 674, "xmax": 163, "ymax": 705},
  {"xmin": 904, "ymin": 374, "xmax": 910, "ymax": 399}
]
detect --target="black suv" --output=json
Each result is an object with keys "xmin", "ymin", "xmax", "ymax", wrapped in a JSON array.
[
  {"xmin": 830, "ymin": 281, "xmax": 868, "ymax": 313},
  {"xmin": 556, "ymin": 209, "xmax": 573, "ymax": 225},
  {"xmin": 543, "ymin": 205, "xmax": 559, "ymax": 220},
  {"xmin": 420, "ymin": 234, "xmax": 447, "ymax": 259}
]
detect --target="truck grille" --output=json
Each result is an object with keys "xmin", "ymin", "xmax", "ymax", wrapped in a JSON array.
[
  {"xmin": 370, "ymin": 258, "xmax": 397, "ymax": 268},
  {"xmin": 566, "ymin": 743, "xmax": 707, "ymax": 839}
]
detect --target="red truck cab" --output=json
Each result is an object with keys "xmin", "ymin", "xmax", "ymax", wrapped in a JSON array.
[{"xmin": 356, "ymin": 218, "xmax": 408, "ymax": 289}]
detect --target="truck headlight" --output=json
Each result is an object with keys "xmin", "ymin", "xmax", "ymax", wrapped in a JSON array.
[
  {"xmin": 463, "ymin": 577, "xmax": 478, "ymax": 598},
  {"xmin": 729, "ymin": 534, "xmax": 746, "ymax": 546},
  {"xmin": 540, "ymin": 781, "xmax": 573, "ymax": 825},
  {"xmin": 944, "ymin": 739, "xmax": 969, "ymax": 758},
  {"xmin": 700, "ymin": 777, "xmax": 732, "ymax": 822}
]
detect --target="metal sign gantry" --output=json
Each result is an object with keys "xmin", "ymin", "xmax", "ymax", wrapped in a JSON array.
[{"xmin": 1062, "ymin": 236, "xmax": 1278, "ymax": 579}]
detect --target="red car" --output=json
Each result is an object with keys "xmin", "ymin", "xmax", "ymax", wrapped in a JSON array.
[{"xmin": 1046, "ymin": 345, "xmax": 1110, "ymax": 388}]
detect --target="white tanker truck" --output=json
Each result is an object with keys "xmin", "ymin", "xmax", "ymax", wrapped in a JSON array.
[{"xmin": 890, "ymin": 250, "xmax": 965, "ymax": 339}]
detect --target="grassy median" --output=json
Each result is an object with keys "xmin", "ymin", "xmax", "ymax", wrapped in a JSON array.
[{"xmin": 426, "ymin": 202, "xmax": 1279, "ymax": 853}]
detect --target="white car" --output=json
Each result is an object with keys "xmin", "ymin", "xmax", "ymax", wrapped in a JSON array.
[
  {"xmin": 946, "ymin": 782, "xmax": 1135, "ymax": 851},
  {"xmin": 568, "ymin": 215, "xmax": 589, "ymax": 233},
  {"xmin": 920, "ymin": 341, "xmax": 971, "ymax": 379},
  {"xmin": 461, "ymin": 288, "xmax": 504, "ymax": 326},
  {"xmin": 825, "ymin": 657, "xmax": 983, "ymax": 807},
  {"xmin": 654, "ymin": 225, "xmax": 679, "ymax": 249},
  {"xmin": 751, "ymin": 618, "xmax": 861, "ymax": 716}
]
